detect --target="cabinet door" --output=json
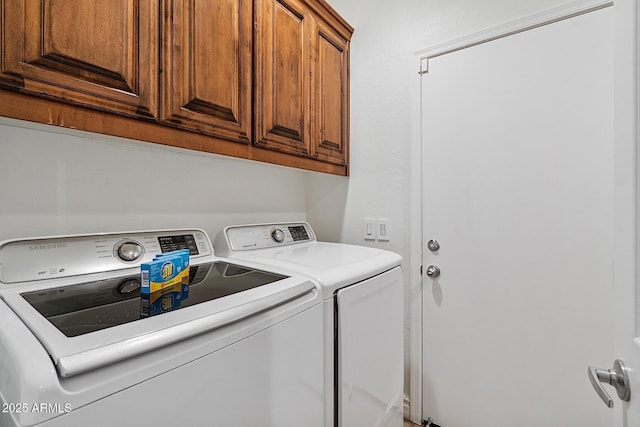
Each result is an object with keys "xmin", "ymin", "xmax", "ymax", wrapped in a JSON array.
[
  {"xmin": 162, "ymin": 0, "xmax": 252, "ymax": 143},
  {"xmin": 255, "ymin": 0, "xmax": 312, "ymax": 157},
  {"xmin": 0, "ymin": 0, "xmax": 158, "ymax": 120},
  {"xmin": 311, "ymin": 21, "xmax": 349, "ymax": 166}
]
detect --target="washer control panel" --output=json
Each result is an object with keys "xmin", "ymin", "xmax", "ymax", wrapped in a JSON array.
[
  {"xmin": 217, "ymin": 222, "xmax": 316, "ymax": 254},
  {"xmin": 0, "ymin": 229, "xmax": 212, "ymax": 284}
]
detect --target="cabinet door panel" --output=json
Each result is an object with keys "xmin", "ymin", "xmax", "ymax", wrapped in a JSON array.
[
  {"xmin": 1, "ymin": 0, "xmax": 158, "ymax": 119},
  {"xmin": 255, "ymin": 0, "xmax": 311, "ymax": 156},
  {"xmin": 312, "ymin": 22, "xmax": 349, "ymax": 165},
  {"xmin": 162, "ymin": 0, "xmax": 252, "ymax": 143}
]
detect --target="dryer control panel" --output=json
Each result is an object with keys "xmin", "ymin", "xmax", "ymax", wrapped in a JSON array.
[{"xmin": 215, "ymin": 223, "xmax": 316, "ymax": 255}]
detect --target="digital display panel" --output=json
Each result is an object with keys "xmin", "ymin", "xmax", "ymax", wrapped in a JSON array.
[
  {"xmin": 288, "ymin": 226, "xmax": 309, "ymax": 241},
  {"xmin": 158, "ymin": 234, "xmax": 199, "ymax": 255}
]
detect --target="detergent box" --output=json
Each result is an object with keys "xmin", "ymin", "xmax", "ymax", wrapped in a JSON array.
[
  {"xmin": 140, "ymin": 250, "xmax": 190, "ymax": 317},
  {"xmin": 141, "ymin": 250, "xmax": 190, "ymax": 293},
  {"xmin": 152, "ymin": 249, "xmax": 191, "ymax": 284}
]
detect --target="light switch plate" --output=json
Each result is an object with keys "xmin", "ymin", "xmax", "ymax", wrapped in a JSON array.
[
  {"xmin": 377, "ymin": 219, "xmax": 390, "ymax": 241},
  {"xmin": 363, "ymin": 218, "xmax": 376, "ymax": 240}
]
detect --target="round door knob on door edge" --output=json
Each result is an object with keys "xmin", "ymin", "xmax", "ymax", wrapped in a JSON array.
[
  {"xmin": 426, "ymin": 265, "xmax": 441, "ymax": 278},
  {"xmin": 427, "ymin": 239, "xmax": 440, "ymax": 252}
]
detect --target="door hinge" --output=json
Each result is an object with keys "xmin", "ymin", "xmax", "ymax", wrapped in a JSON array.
[{"xmin": 419, "ymin": 57, "xmax": 429, "ymax": 75}]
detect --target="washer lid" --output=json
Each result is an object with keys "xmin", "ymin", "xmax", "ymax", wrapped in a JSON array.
[{"xmin": 1, "ymin": 260, "xmax": 318, "ymax": 378}]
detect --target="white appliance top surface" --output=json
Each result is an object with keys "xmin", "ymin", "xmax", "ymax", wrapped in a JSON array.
[
  {"xmin": 236, "ymin": 242, "xmax": 400, "ymax": 293},
  {"xmin": 215, "ymin": 223, "xmax": 402, "ymax": 297}
]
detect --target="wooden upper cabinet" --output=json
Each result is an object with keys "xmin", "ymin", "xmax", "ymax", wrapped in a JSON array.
[
  {"xmin": 0, "ymin": 0, "xmax": 352, "ymax": 175},
  {"xmin": 0, "ymin": 0, "xmax": 158, "ymax": 119},
  {"xmin": 311, "ymin": 19, "xmax": 349, "ymax": 166},
  {"xmin": 254, "ymin": 0, "xmax": 312, "ymax": 157},
  {"xmin": 162, "ymin": 0, "xmax": 252, "ymax": 143},
  {"xmin": 254, "ymin": 0, "xmax": 351, "ymax": 166}
]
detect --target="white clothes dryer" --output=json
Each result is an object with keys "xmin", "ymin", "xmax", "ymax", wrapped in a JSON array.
[
  {"xmin": 214, "ymin": 222, "xmax": 404, "ymax": 427},
  {"xmin": 0, "ymin": 229, "xmax": 325, "ymax": 427}
]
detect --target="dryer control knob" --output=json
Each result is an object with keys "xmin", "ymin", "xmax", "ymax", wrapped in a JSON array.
[
  {"xmin": 271, "ymin": 229, "xmax": 285, "ymax": 243},
  {"xmin": 117, "ymin": 241, "xmax": 143, "ymax": 262}
]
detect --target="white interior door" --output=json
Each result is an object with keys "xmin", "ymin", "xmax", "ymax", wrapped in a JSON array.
[{"xmin": 420, "ymin": 6, "xmax": 631, "ymax": 426}]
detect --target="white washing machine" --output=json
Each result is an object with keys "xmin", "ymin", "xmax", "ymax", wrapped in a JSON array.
[
  {"xmin": 214, "ymin": 222, "xmax": 404, "ymax": 427},
  {"xmin": 0, "ymin": 229, "xmax": 325, "ymax": 427}
]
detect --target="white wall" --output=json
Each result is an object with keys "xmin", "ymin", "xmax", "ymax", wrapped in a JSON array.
[
  {"xmin": 0, "ymin": 117, "xmax": 309, "ymax": 242},
  {"xmin": 308, "ymin": 0, "xmax": 580, "ymax": 410}
]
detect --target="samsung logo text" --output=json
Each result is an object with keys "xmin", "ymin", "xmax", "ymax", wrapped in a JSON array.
[{"xmin": 28, "ymin": 243, "xmax": 68, "ymax": 251}]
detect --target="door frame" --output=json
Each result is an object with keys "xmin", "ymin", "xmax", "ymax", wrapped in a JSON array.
[
  {"xmin": 408, "ymin": 0, "xmax": 618, "ymax": 423},
  {"xmin": 612, "ymin": 0, "xmax": 640, "ymax": 423}
]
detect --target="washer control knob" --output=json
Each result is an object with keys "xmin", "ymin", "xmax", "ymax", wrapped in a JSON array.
[
  {"xmin": 271, "ymin": 228, "xmax": 285, "ymax": 243},
  {"xmin": 117, "ymin": 241, "xmax": 143, "ymax": 262}
]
